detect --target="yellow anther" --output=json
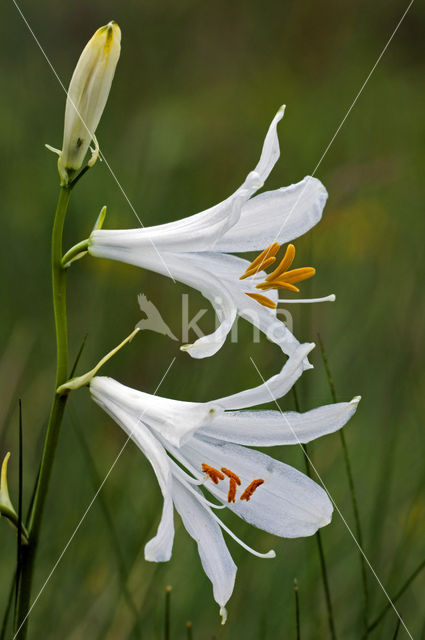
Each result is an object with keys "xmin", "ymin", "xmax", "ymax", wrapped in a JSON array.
[
  {"xmin": 256, "ymin": 281, "xmax": 300, "ymax": 293},
  {"xmin": 265, "ymin": 243, "xmax": 295, "ymax": 281},
  {"xmin": 245, "ymin": 292, "xmax": 277, "ymax": 309},
  {"xmin": 240, "ymin": 256, "xmax": 277, "ymax": 280},
  {"xmin": 276, "ymin": 267, "xmax": 316, "ymax": 284},
  {"xmin": 240, "ymin": 243, "xmax": 280, "ymax": 279},
  {"xmin": 242, "ymin": 243, "xmax": 316, "ymax": 309}
]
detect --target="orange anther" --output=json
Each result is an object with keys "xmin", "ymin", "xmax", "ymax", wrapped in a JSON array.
[
  {"xmin": 202, "ymin": 463, "xmax": 225, "ymax": 484},
  {"xmin": 240, "ymin": 479, "xmax": 264, "ymax": 501},
  {"xmin": 221, "ymin": 468, "xmax": 241, "ymax": 485},
  {"xmin": 227, "ymin": 477, "xmax": 238, "ymax": 503}
]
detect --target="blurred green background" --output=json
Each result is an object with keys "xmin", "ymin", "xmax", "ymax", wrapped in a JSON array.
[{"xmin": 1, "ymin": 0, "xmax": 425, "ymax": 638}]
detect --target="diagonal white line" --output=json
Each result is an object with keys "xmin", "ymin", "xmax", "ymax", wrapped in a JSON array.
[
  {"xmin": 273, "ymin": 0, "xmax": 415, "ymax": 244},
  {"xmin": 13, "ymin": 357, "xmax": 176, "ymax": 639},
  {"xmin": 11, "ymin": 0, "xmax": 176, "ymax": 283},
  {"xmin": 249, "ymin": 355, "xmax": 413, "ymax": 639},
  {"xmin": 246, "ymin": 0, "xmax": 415, "ymax": 279}
]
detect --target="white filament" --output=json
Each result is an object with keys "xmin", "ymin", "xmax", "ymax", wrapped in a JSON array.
[
  {"xmin": 278, "ymin": 294, "xmax": 335, "ymax": 304},
  {"xmin": 206, "ymin": 507, "xmax": 276, "ymax": 559},
  {"xmin": 171, "ymin": 463, "xmax": 227, "ymax": 510}
]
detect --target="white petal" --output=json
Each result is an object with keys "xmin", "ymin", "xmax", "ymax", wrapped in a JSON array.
[
  {"xmin": 215, "ymin": 342, "xmax": 315, "ymax": 410},
  {"xmin": 88, "ymin": 245, "xmax": 307, "ymax": 362},
  {"xmin": 214, "ymin": 177, "xmax": 328, "ymax": 253},
  {"xmin": 90, "ymin": 225, "xmax": 309, "ymax": 362},
  {"xmin": 90, "ymin": 245, "xmax": 239, "ymax": 360},
  {"xmin": 89, "ymin": 109, "xmax": 285, "ymax": 256},
  {"xmin": 236, "ymin": 287, "xmax": 304, "ymax": 360},
  {"xmin": 166, "ymin": 254, "xmax": 238, "ymax": 359},
  {"xmin": 144, "ymin": 488, "xmax": 175, "ymax": 562},
  {"xmin": 180, "ymin": 251, "xmax": 306, "ymax": 361},
  {"xmin": 199, "ymin": 397, "xmax": 361, "ymax": 446},
  {"xmin": 90, "ymin": 385, "xmax": 175, "ymax": 561},
  {"xmin": 91, "ymin": 376, "xmax": 221, "ymax": 446},
  {"xmin": 180, "ymin": 436, "xmax": 332, "ymax": 538},
  {"xmin": 172, "ymin": 478, "xmax": 237, "ymax": 615},
  {"xmin": 251, "ymin": 105, "xmax": 285, "ymax": 184},
  {"xmin": 89, "ymin": 192, "xmax": 246, "ymax": 255}
]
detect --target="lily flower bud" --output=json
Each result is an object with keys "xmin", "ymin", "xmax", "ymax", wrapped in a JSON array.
[
  {"xmin": 0, "ymin": 452, "xmax": 17, "ymax": 520},
  {"xmin": 0, "ymin": 452, "xmax": 29, "ymax": 543},
  {"xmin": 58, "ymin": 21, "xmax": 121, "ymax": 183}
]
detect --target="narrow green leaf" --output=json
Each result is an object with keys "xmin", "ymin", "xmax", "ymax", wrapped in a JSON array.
[
  {"xmin": 365, "ymin": 559, "xmax": 425, "ymax": 635},
  {"xmin": 69, "ymin": 334, "xmax": 89, "ymax": 378},
  {"xmin": 317, "ymin": 333, "xmax": 369, "ymax": 630},
  {"xmin": 392, "ymin": 616, "xmax": 401, "ymax": 640}
]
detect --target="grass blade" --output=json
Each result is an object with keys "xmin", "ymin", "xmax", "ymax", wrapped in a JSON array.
[
  {"xmin": 365, "ymin": 558, "xmax": 425, "ymax": 635},
  {"xmin": 69, "ymin": 334, "xmax": 88, "ymax": 378},
  {"xmin": 392, "ymin": 616, "xmax": 402, "ymax": 640},
  {"xmin": 292, "ymin": 386, "xmax": 337, "ymax": 640},
  {"xmin": 294, "ymin": 579, "xmax": 300, "ymax": 640},
  {"xmin": 317, "ymin": 333, "xmax": 369, "ymax": 629},
  {"xmin": 164, "ymin": 585, "xmax": 172, "ymax": 640},
  {"xmin": 14, "ymin": 399, "xmax": 24, "ymax": 628}
]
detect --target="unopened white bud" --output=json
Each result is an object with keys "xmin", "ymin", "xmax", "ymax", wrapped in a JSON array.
[{"xmin": 58, "ymin": 21, "xmax": 121, "ymax": 182}]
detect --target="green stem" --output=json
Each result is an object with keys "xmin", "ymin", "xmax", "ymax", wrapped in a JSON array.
[
  {"xmin": 317, "ymin": 334, "xmax": 369, "ymax": 630},
  {"xmin": 304, "ymin": 444, "xmax": 337, "ymax": 640},
  {"xmin": 292, "ymin": 387, "xmax": 337, "ymax": 640},
  {"xmin": 61, "ymin": 238, "xmax": 89, "ymax": 268},
  {"xmin": 294, "ymin": 579, "xmax": 300, "ymax": 640},
  {"xmin": 15, "ymin": 186, "xmax": 72, "ymax": 639}
]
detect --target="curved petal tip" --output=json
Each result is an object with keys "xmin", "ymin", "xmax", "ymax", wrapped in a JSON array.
[{"xmin": 220, "ymin": 606, "xmax": 228, "ymax": 625}]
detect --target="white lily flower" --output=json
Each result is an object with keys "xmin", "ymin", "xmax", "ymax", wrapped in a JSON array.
[
  {"xmin": 89, "ymin": 343, "xmax": 360, "ymax": 621},
  {"xmin": 58, "ymin": 21, "xmax": 121, "ymax": 181},
  {"xmin": 88, "ymin": 108, "xmax": 330, "ymax": 360}
]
